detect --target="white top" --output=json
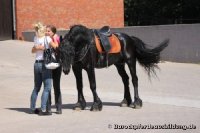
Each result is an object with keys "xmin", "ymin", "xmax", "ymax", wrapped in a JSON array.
[{"xmin": 33, "ymin": 36, "xmax": 52, "ymax": 60}]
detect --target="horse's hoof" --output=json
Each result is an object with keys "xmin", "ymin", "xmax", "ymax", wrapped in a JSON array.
[
  {"xmin": 90, "ymin": 108, "xmax": 101, "ymax": 112},
  {"xmin": 131, "ymin": 97, "xmax": 143, "ymax": 109},
  {"xmin": 129, "ymin": 103, "xmax": 135, "ymax": 108},
  {"xmin": 120, "ymin": 99, "xmax": 128, "ymax": 107},
  {"xmin": 90, "ymin": 105, "xmax": 102, "ymax": 111},
  {"xmin": 120, "ymin": 98, "xmax": 132, "ymax": 107},
  {"xmin": 134, "ymin": 105, "xmax": 142, "ymax": 109},
  {"xmin": 73, "ymin": 102, "xmax": 86, "ymax": 110},
  {"xmin": 90, "ymin": 107, "xmax": 102, "ymax": 111},
  {"xmin": 129, "ymin": 103, "xmax": 142, "ymax": 109},
  {"xmin": 90, "ymin": 102, "xmax": 103, "ymax": 111},
  {"xmin": 73, "ymin": 107, "xmax": 82, "ymax": 111}
]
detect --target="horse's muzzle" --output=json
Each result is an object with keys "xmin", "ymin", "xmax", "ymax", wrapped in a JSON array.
[{"xmin": 63, "ymin": 69, "xmax": 70, "ymax": 75}]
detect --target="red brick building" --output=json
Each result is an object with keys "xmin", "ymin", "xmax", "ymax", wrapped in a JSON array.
[{"xmin": 15, "ymin": 0, "xmax": 124, "ymax": 40}]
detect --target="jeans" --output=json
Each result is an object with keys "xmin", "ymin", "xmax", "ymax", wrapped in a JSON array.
[
  {"xmin": 30, "ymin": 62, "xmax": 52, "ymax": 111},
  {"xmin": 47, "ymin": 65, "xmax": 62, "ymax": 111}
]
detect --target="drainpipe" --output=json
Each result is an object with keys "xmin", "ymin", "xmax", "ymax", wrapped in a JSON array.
[{"xmin": 12, "ymin": 0, "xmax": 16, "ymax": 39}]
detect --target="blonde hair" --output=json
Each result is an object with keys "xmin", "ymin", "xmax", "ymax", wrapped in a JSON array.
[{"xmin": 33, "ymin": 22, "xmax": 46, "ymax": 37}]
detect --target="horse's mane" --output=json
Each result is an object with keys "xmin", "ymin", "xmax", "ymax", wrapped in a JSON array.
[
  {"xmin": 59, "ymin": 24, "xmax": 94, "ymax": 66},
  {"xmin": 67, "ymin": 25, "xmax": 93, "ymax": 46}
]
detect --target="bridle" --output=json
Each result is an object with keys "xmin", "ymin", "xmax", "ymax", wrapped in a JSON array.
[{"xmin": 73, "ymin": 44, "xmax": 93, "ymax": 63}]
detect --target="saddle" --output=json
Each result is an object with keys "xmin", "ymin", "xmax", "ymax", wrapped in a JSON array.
[
  {"xmin": 98, "ymin": 26, "xmax": 112, "ymax": 36},
  {"xmin": 94, "ymin": 26, "xmax": 112, "ymax": 53},
  {"xmin": 94, "ymin": 26, "xmax": 121, "ymax": 54},
  {"xmin": 94, "ymin": 26, "xmax": 121, "ymax": 67}
]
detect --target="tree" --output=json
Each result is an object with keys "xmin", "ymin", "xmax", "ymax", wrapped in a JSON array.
[{"xmin": 124, "ymin": 0, "xmax": 200, "ymax": 26}]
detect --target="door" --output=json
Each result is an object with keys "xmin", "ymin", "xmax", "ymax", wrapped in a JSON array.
[{"xmin": 0, "ymin": 0, "xmax": 14, "ymax": 40}]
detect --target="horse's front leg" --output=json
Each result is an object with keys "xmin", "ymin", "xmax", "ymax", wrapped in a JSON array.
[
  {"xmin": 86, "ymin": 67, "xmax": 102, "ymax": 111},
  {"xmin": 72, "ymin": 65, "xmax": 86, "ymax": 110}
]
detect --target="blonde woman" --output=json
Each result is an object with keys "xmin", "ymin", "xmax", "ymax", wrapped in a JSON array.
[{"xmin": 30, "ymin": 22, "xmax": 58, "ymax": 115}]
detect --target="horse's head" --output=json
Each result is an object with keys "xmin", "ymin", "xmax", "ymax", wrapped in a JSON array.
[
  {"xmin": 59, "ymin": 36, "xmax": 75, "ymax": 75},
  {"xmin": 59, "ymin": 25, "xmax": 92, "ymax": 74}
]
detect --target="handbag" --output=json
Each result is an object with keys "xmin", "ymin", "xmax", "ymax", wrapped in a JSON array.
[{"xmin": 43, "ymin": 37, "xmax": 60, "ymax": 69}]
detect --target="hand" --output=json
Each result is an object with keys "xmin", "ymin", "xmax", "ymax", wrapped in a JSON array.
[{"xmin": 36, "ymin": 45, "xmax": 45, "ymax": 50}]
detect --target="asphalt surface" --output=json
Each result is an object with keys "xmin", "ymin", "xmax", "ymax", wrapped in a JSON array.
[{"xmin": 0, "ymin": 40, "xmax": 199, "ymax": 133}]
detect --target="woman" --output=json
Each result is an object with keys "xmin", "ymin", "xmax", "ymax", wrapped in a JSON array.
[
  {"xmin": 46, "ymin": 25, "xmax": 62, "ymax": 114},
  {"xmin": 30, "ymin": 22, "xmax": 58, "ymax": 115}
]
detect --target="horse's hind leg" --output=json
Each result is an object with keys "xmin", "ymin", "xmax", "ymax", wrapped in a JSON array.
[
  {"xmin": 115, "ymin": 64, "xmax": 132, "ymax": 107},
  {"xmin": 127, "ymin": 60, "xmax": 143, "ymax": 109}
]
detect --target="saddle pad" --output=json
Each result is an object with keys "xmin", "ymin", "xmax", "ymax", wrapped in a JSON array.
[{"xmin": 95, "ymin": 34, "xmax": 121, "ymax": 53}]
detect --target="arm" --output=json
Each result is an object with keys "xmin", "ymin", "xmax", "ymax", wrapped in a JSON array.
[
  {"xmin": 49, "ymin": 41, "xmax": 58, "ymax": 49},
  {"xmin": 31, "ymin": 45, "xmax": 45, "ymax": 53},
  {"xmin": 31, "ymin": 36, "xmax": 45, "ymax": 53},
  {"xmin": 50, "ymin": 35, "xmax": 59, "ymax": 49},
  {"xmin": 46, "ymin": 36, "xmax": 58, "ymax": 49}
]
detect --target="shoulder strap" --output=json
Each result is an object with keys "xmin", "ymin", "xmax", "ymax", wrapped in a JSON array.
[{"xmin": 44, "ymin": 36, "xmax": 48, "ymax": 49}]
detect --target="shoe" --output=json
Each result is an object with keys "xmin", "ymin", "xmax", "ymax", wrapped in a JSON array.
[
  {"xmin": 47, "ymin": 109, "xmax": 52, "ymax": 114},
  {"xmin": 38, "ymin": 110, "xmax": 52, "ymax": 116},
  {"xmin": 30, "ymin": 109, "xmax": 40, "ymax": 114},
  {"xmin": 55, "ymin": 110, "xmax": 62, "ymax": 114}
]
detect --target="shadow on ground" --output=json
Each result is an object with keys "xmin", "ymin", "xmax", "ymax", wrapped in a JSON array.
[{"xmin": 6, "ymin": 102, "xmax": 121, "ymax": 114}]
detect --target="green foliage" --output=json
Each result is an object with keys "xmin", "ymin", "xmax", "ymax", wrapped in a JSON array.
[{"xmin": 124, "ymin": 0, "xmax": 200, "ymax": 26}]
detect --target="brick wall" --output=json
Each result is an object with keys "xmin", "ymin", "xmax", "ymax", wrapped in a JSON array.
[{"xmin": 15, "ymin": 0, "xmax": 124, "ymax": 40}]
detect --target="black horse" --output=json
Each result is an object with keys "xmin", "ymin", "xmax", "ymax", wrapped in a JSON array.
[{"xmin": 59, "ymin": 24, "xmax": 169, "ymax": 111}]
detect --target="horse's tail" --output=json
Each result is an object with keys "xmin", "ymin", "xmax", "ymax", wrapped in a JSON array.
[{"xmin": 131, "ymin": 36, "xmax": 169, "ymax": 76}]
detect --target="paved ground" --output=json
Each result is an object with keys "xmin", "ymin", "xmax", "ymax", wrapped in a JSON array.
[{"xmin": 0, "ymin": 40, "xmax": 199, "ymax": 133}]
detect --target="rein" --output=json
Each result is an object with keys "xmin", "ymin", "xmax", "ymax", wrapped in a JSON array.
[{"xmin": 73, "ymin": 44, "xmax": 93, "ymax": 63}]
